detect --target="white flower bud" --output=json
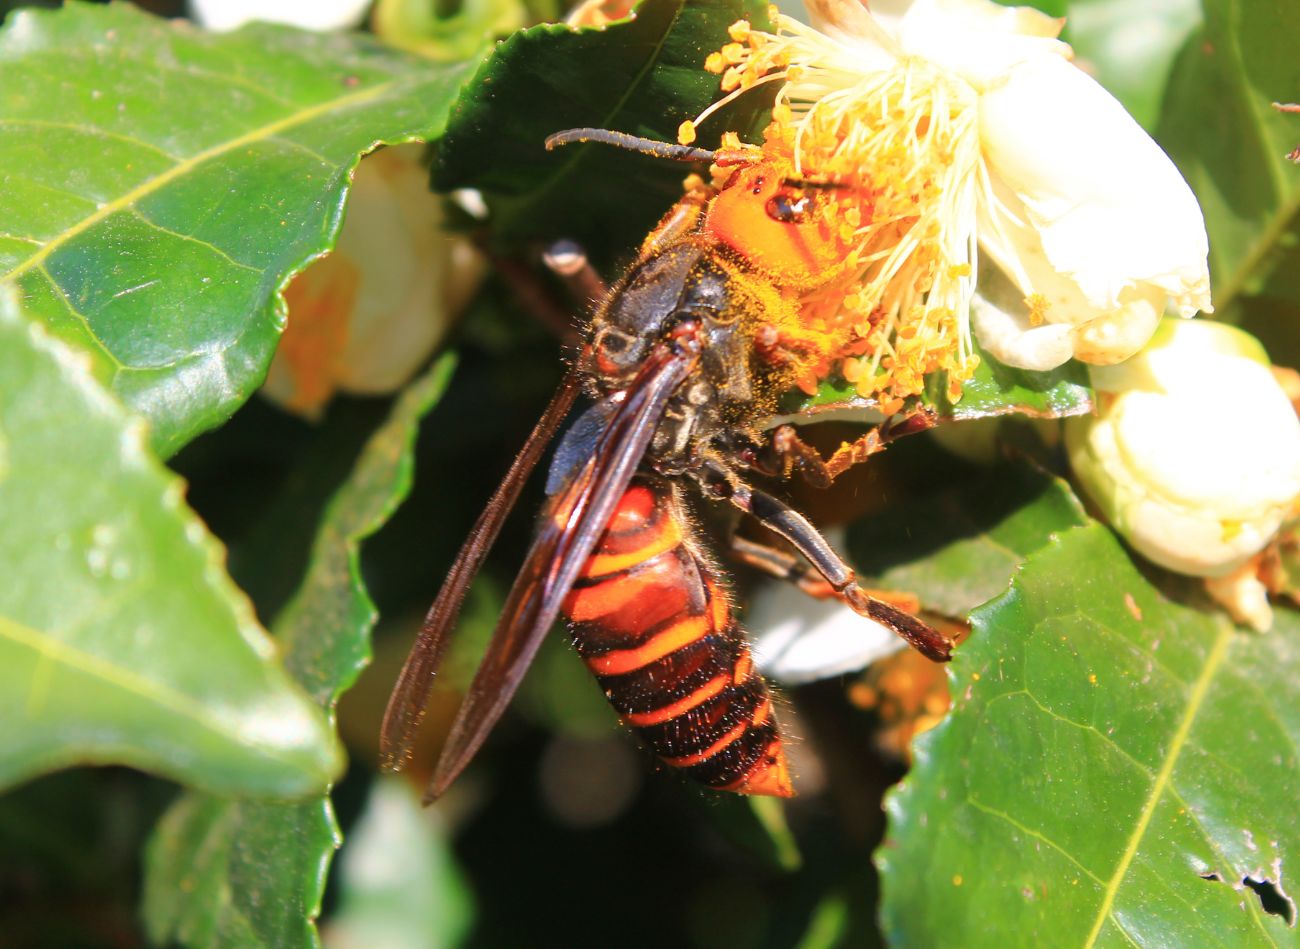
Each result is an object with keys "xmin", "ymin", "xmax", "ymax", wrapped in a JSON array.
[
  {"xmin": 263, "ymin": 144, "xmax": 484, "ymax": 416},
  {"xmin": 1066, "ymin": 320, "xmax": 1300, "ymax": 584}
]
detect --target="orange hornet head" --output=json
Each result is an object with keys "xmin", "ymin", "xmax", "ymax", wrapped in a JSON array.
[{"xmin": 702, "ymin": 158, "xmax": 869, "ymax": 295}]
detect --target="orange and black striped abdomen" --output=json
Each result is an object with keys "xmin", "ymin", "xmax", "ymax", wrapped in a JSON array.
[{"xmin": 562, "ymin": 477, "xmax": 792, "ymax": 797}]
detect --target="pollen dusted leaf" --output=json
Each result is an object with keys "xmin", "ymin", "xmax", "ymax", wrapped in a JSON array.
[
  {"xmin": 0, "ymin": 291, "xmax": 339, "ymax": 797},
  {"xmin": 1158, "ymin": 0, "xmax": 1300, "ymax": 320},
  {"xmin": 431, "ymin": 0, "xmax": 774, "ymax": 262},
  {"xmin": 880, "ymin": 523, "xmax": 1300, "ymax": 947},
  {"xmin": 0, "ymin": 2, "xmax": 479, "ymax": 456},
  {"xmin": 143, "ymin": 358, "xmax": 455, "ymax": 949},
  {"xmin": 790, "ymin": 343, "xmax": 1092, "ymax": 421}
]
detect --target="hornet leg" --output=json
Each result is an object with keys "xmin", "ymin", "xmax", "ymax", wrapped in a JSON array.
[
  {"xmin": 694, "ymin": 463, "xmax": 952, "ymax": 662},
  {"xmin": 729, "ymin": 535, "xmax": 920, "ymax": 614},
  {"xmin": 756, "ymin": 408, "xmax": 939, "ymax": 487}
]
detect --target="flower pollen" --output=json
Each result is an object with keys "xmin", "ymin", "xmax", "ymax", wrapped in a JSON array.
[{"xmin": 692, "ymin": 12, "xmax": 983, "ymax": 406}]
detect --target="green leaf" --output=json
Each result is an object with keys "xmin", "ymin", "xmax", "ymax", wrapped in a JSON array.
[
  {"xmin": 880, "ymin": 523, "xmax": 1300, "ymax": 946},
  {"xmin": 1064, "ymin": 0, "xmax": 1202, "ymax": 131},
  {"xmin": 0, "ymin": 289, "xmax": 339, "ymax": 796},
  {"xmin": 1158, "ymin": 0, "xmax": 1300, "ymax": 316},
  {"xmin": 325, "ymin": 776, "xmax": 474, "ymax": 949},
  {"xmin": 683, "ymin": 794, "xmax": 803, "ymax": 874},
  {"xmin": 431, "ymin": 0, "xmax": 774, "ymax": 260},
  {"xmin": 930, "ymin": 343, "xmax": 1094, "ymax": 420},
  {"xmin": 0, "ymin": 2, "xmax": 479, "ymax": 456},
  {"xmin": 849, "ymin": 463, "xmax": 1088, "ymax": 619},
  {"xmin": 787, "ymin": 342, "xmax": 1093, "ymax": 422},
  {"xmin": 144, "ymin": 357, "xmax": 455, "ymax": 949}
]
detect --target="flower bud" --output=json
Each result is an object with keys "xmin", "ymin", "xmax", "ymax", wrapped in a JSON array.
[
  {"xmin": 1066, "ymin": 320, "xmax": 1300, "ymax": 589},
  {"xmin": 263, "ymin": 144, "xmax": 484, "ymax": 417}
]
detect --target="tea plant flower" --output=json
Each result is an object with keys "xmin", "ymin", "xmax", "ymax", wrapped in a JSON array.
[
  {"xmin": 690, "ymin": 0, "xmax": 1211, "ymax": 386},
  {"xmin": 1066, "ymin": 320, "xmax": 1300, "ymax": 630},
  {"xmin": 263, "ymin": 145, "xmax": 484, "ymax": 416}
]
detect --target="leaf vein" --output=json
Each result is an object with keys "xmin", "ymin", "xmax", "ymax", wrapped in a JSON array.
[
  {"xmin": 1080, "ymin": 619, "xmax": 1235, "ymax": 948},
  {"xmin": 1, "ymin": 75, "xmax": 408, "ymax": 284},
  {"xmin": 966, "ymin": 796, "xmax": 1105, "ymax": 885},
  {"xmin": 30, "ymin": 265, "xmax": 127, "ymax": 370},
  {"xmin": 128, "ymin": 207, "xmax": 261, "ymax": 274},
  {"xmin": 0, "ymin": 117, "xmax": 183, "ymax": 162},
  {"xmin": 265, "ymin": 136, "xmax": 335, "ymax": 168},
  {"xmin": 0, "ymin": 611, "xmax": 300, "ymax": 763}
]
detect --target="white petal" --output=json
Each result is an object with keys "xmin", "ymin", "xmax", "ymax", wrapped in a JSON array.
[
  {"xmin": 1109, "ymin": 361, "xmax": 1300, "ymax": 521},
  {"xmin": 749, "ymin": 581, "xmax": 905, "ymax": 684},
  {"xmin": 901, "ymin": 0, "xmax": 1063, "ymax": 40},
  {"xmin": 807, "ymin": 0, "xmax": 901, "ymax": 64},
  {"xmin": 1066, "ymin": 325, "xmax": 1300, "ymax": 578},
  {"xmin": 189, "ymin": 0, "xmax": 370, "ymax": 31},
  {"xmin": 891, "ymin": 0, "xmax": 1068, "ymax": 86},
  {"xmin": 1069, "ymin": 289, "xmax": 1163, "ymax": 365},
  {"xmin": 976, "ymin": 172, "xmax": 1171, "ymax": 364},
  {"xmin": 970, "ymin": 284, "xmax": 1074, "ymax": 371},
  {"xmin": 978, "ymin": 52, "xmax": 1211, "ymax": 315}
]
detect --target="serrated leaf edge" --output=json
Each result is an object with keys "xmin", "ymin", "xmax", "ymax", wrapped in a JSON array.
[{"xmin": 0, "ymin": 297, "xmax": 340, "ymax": 790}]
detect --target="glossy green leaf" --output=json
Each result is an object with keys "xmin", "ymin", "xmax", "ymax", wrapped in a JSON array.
[
  {"xmin": 0, "ymin": 289, "xmax": 339, "ymax": 795},
  {"xmin": 1065, "ymin": 0, "xmax": 1202, "ymax": 131},
  {"xmin": 930, "ymin": 342, "xmax": 1094, "ymax": 420},
  {"xmin": 1158, "ymin": 0, "xmax": 1300, "ymax": 317},
  {"xmin": 0, "ymin": 2, "xmax": 478, "ymax": 456},
  {"xmin": 849, "ymin": 463, "xmax": 1088, "ymax": 619},
  {"xmin": 431, "ymin": 0, "xmax": 774, "ymax": 260},
  {"xmin": 789, "ymin": 343, "xmax": 1092, "ymax": 422},
  {"xmin": 324, "ymin": 776, "xmax": 474, "ymax": 949},
  {"xmin": 144, "ymin": 358, "xmax": 455, "ymax": 949},
  {"xmin": 881, "ymin": 523, "xmax": 1300, "ymax": 946}
]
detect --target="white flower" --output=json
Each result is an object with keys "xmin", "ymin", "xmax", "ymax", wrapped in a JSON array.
[
  {"xmin": 189, "ymin": 0, "xmax": 371, "ymax": 32},
  {"xmin": 695, "ymin": 0, "xmax": 1212, "ymax": 374},
  {"xmin": 1065, "ymin": 319, "xmax": 1300, "ymax": 629},
  {"xmin": 748, "ymin": 528, "xmax": 910, "ymax": 681},
  {"xmin": 263, "ymin": 144, "xmax": 484, "ymax": 416}
]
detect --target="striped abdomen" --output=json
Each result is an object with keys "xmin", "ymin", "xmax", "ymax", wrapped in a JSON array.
[{"xmin": 561, "ymin": 476, "xmax": 792, "ymax": 797}]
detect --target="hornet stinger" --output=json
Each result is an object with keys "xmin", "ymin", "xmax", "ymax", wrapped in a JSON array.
[{"xmin": 380, "ymin": 128, "xmax": 954, "ymax": 801}]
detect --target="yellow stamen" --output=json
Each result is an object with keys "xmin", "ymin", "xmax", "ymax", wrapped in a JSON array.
[
  {"xmin": 1026, "ymin": 293, "xmax": 1049, "ymax": 327},
  {"xmin": 688, "ymin": 12, "xmax": 984, "ymax": 407}
]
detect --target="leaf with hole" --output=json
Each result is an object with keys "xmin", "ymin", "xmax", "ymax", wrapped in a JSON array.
[{"xmin": 880, "ymin": 523, "xmax": 1300, "ymax": 947}]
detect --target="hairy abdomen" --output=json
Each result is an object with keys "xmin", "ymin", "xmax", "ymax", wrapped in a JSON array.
[{"xmin": 562, "ymin": 477, "xmax": 792, "ymax": 797}]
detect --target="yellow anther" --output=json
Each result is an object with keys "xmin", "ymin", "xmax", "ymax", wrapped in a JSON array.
[{"xmin": 1026, "ymin": 293, "xmax": 1049, "ymax": 326}]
